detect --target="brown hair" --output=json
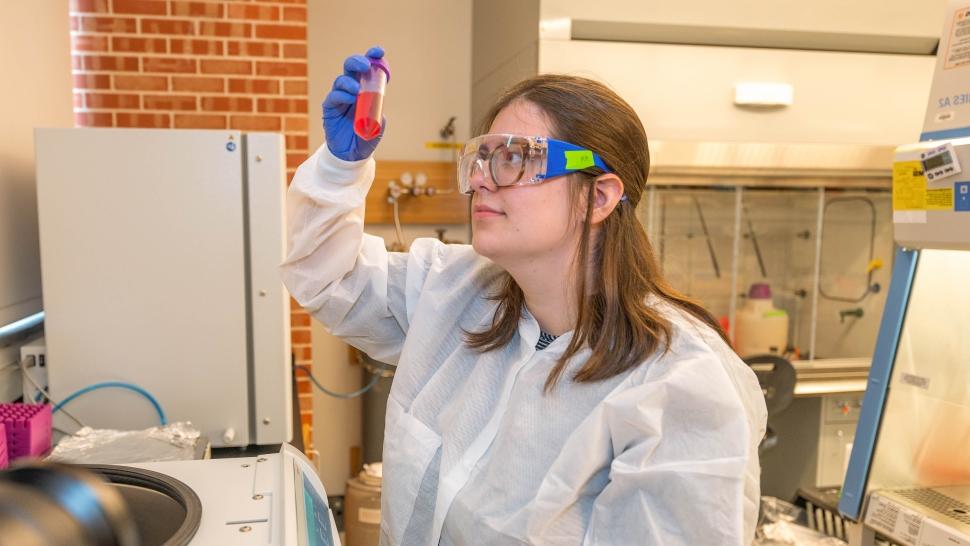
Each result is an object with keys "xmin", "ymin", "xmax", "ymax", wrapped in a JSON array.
[{"xmin": 465, "ymin": 74, "xmax": 730, "ymax": 391}]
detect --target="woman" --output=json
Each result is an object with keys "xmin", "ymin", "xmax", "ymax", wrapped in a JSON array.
[{"xmin": 282, "ymin": 47, "xmax": 767, "ymax": 545}]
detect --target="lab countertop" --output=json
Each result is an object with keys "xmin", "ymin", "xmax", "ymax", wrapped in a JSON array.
[{"xmin": 791, "ymin": 357, "xmax": 870, "ymax": 397}]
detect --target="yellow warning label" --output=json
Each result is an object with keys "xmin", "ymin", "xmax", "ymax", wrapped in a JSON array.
[
  {"xmin": 892, "ymin": 161, "xmax": 927, "ymax": 211},
  {"xmin": 927, "ymin": 188, "xmax": 955, "ymax": 210},
  {"xmin": 425, "ymin": 141, "xmax": 462, "ymax": 150}
]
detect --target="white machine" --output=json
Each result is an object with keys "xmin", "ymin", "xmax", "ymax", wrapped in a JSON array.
[
  {"xmin": 124, "ymin": 444, "xmax": 341, "ymax": 546},
  {"xmin": 838, "ymin": 2, "xmax": 970, "ymax": 544},
  {"xmin": 33, "ymin": 128, "xmax": 292, "ymax": 448},
  {"xmin": 0, "ymin": 443, "xmax": 341, "ymax": 546}
]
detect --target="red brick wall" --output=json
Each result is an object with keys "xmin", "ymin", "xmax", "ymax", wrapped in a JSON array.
[{"xmin": 69, "ymin": 0, "xmax": 316, "ymax": 447}]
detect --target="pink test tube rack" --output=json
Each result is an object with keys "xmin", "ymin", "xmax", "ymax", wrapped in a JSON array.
[
  {"xmin": 0, "ymin": 403, "xmax": 52, "ymax": 461},
  {"xmin": 0, "ymin": 422, "xmax": 7, "ymax": 469}
]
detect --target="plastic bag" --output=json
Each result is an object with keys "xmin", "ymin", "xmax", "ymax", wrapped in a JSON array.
[
  {"xmin": 755, "ymin": 496, "xmax": 847, "ymax": 545},
  {"xmin": 46, "ymin": 421, "xmax": 205, "ymax": 464}
]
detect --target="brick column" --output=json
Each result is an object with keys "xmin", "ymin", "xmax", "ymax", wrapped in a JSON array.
[{"xmin": 69, "ymin": 0, "xmax": 315, "ymax": 447}]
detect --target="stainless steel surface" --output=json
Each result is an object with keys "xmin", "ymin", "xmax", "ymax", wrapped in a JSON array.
[
  {"xmin": 793, "ymin": 357, "xmax": 871, "ymax": 396},
  {"xmin": 649, "ymin": 141, "xmax": 894, "ymax": 187},
  {"xmin": 0, "ymin": 311, "xmax": 43, "ymax": 345}
]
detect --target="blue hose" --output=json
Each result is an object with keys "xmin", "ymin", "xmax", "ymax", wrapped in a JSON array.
[
  {"xmin": 294, "ymin": 364, "xmax": 380, "ymax": 399},
  {"xmin": 52, "ymin": 382, "xmax": 167, "ymax": 425}
]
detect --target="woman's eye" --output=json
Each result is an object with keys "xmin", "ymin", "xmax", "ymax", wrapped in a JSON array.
[{"xmin": 498, "ymin": 147, "xmax": 523, "ymax": 165}]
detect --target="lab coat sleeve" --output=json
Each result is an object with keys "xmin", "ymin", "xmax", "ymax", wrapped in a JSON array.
[
  {"xmin": 280, "ymin": 144, "xmax": 428, "ymax": 364},
  {"xmin": 582, "ymin": 352, "xmax": 757, "ymax": 546}
]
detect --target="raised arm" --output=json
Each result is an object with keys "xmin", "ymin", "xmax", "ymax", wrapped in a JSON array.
[{"xmin": 280, "ymin": 47, "xmax": 420, "ymax": 364}]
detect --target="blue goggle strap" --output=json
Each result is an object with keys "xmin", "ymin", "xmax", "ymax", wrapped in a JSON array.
[{"xmin": 542, "ymin": 138, "xmax": 611, "ymax": 180}]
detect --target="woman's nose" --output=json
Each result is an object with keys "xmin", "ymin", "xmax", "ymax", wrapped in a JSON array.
[{"xmin": 468, "ymin": 161, "xmax": 497, "ymax": 193}]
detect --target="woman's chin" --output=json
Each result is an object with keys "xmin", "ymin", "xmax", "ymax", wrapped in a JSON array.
[
  {"xmin": 471, "ymin": 237, "xmax": 494, "ymax": 258},
  {"xmin": 471, "ymin": 233, "xmax": 506, "ymax": 260}
]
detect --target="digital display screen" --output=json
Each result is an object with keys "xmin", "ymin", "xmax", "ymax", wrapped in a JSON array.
[
  {"xmin": 923, "ymin": 151, "xmax": 952, "ymax": 170},
  {"xmin": 295, "ymin": 466, "xmax": 334, "ymax": 546}
]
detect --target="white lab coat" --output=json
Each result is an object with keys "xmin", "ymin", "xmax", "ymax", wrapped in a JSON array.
[{"xmin": 281, "ymin": 146, "xmax": 768, "ymax": 546}]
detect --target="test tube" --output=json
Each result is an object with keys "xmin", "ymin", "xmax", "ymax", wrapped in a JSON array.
[{"xmin": 354, "ymin": 58, "xmax": 390, "ymax": 141}]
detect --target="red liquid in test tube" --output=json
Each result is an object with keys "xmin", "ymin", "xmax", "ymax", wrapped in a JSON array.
[
  {"xmin": 354, "ymin": 91, "xmax": 383, "ymax": 141},
  {"xmin": 353, "ymin": 57, "xmax": 390, "ymax": 141}
]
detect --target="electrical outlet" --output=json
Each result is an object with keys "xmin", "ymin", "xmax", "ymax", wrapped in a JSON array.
[{"xmin": 19, "ymin": 337, "xmax": 47, "ymax": 404}]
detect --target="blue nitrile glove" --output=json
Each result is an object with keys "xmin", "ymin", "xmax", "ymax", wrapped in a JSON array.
[{"xmin": 323, "ymin": 46, "xmax": 386, "ymax": 162}]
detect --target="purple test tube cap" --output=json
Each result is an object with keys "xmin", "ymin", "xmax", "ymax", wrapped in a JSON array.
[{"xmin": 369, "ymin": 57, "xmax": 390, "ymax": 82}]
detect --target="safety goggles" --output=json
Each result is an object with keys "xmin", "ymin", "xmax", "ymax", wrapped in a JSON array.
[{"xmin": 457, "ymin": 134, "xmax": 611, "ymax": 194}]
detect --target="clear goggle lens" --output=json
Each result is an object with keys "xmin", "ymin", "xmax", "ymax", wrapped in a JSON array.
[{"xmin": 457, "ymin": 134, "xmax": 548, "ymax": 194}]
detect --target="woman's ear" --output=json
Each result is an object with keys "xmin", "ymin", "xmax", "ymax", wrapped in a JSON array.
[{"xmin": 590, "ymin": 174, "xmax": 625, "ymax": 225}]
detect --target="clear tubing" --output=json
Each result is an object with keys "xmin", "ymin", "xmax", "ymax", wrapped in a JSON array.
[{"xmin": 354, "ymin": 61, "xmax": 387, "ymax": 141}]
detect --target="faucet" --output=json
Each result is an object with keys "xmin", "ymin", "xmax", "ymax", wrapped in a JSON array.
[{"xmin": 840, "ymin": 307, "xmax": 864, "ymax": 323}]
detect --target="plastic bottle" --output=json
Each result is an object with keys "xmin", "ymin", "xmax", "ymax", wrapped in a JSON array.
[
  {"xmin": 734, "ymin": 283, "xmax": 789, "ymax": 357},
  {"xmin": 354, "ymin": 58, "xmax": 390, "ymax": 141},
  {"xmin": 345, "ymin": 463, "xmax": 382, "ymax": 546}
]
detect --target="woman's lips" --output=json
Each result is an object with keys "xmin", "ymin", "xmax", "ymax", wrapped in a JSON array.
[{"xmin": 473, "ymin": 205, "xmax": 504, "ymax": 219}]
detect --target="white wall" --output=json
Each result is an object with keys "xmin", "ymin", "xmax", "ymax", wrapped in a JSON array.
[
  {"xmin": 0, "ymin": 1, "xmax": 73, "ymax": 328},
  {"xmin": 309, "ymin": 319, "xmax": 360, "ymax": 495},
  {"xmin": 540, "ymin": 0, "xmax": 949, "ymax": 37},
  {"xmin": 307, "ymin": 0, "xmax": 472, "ymax": 161}
]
